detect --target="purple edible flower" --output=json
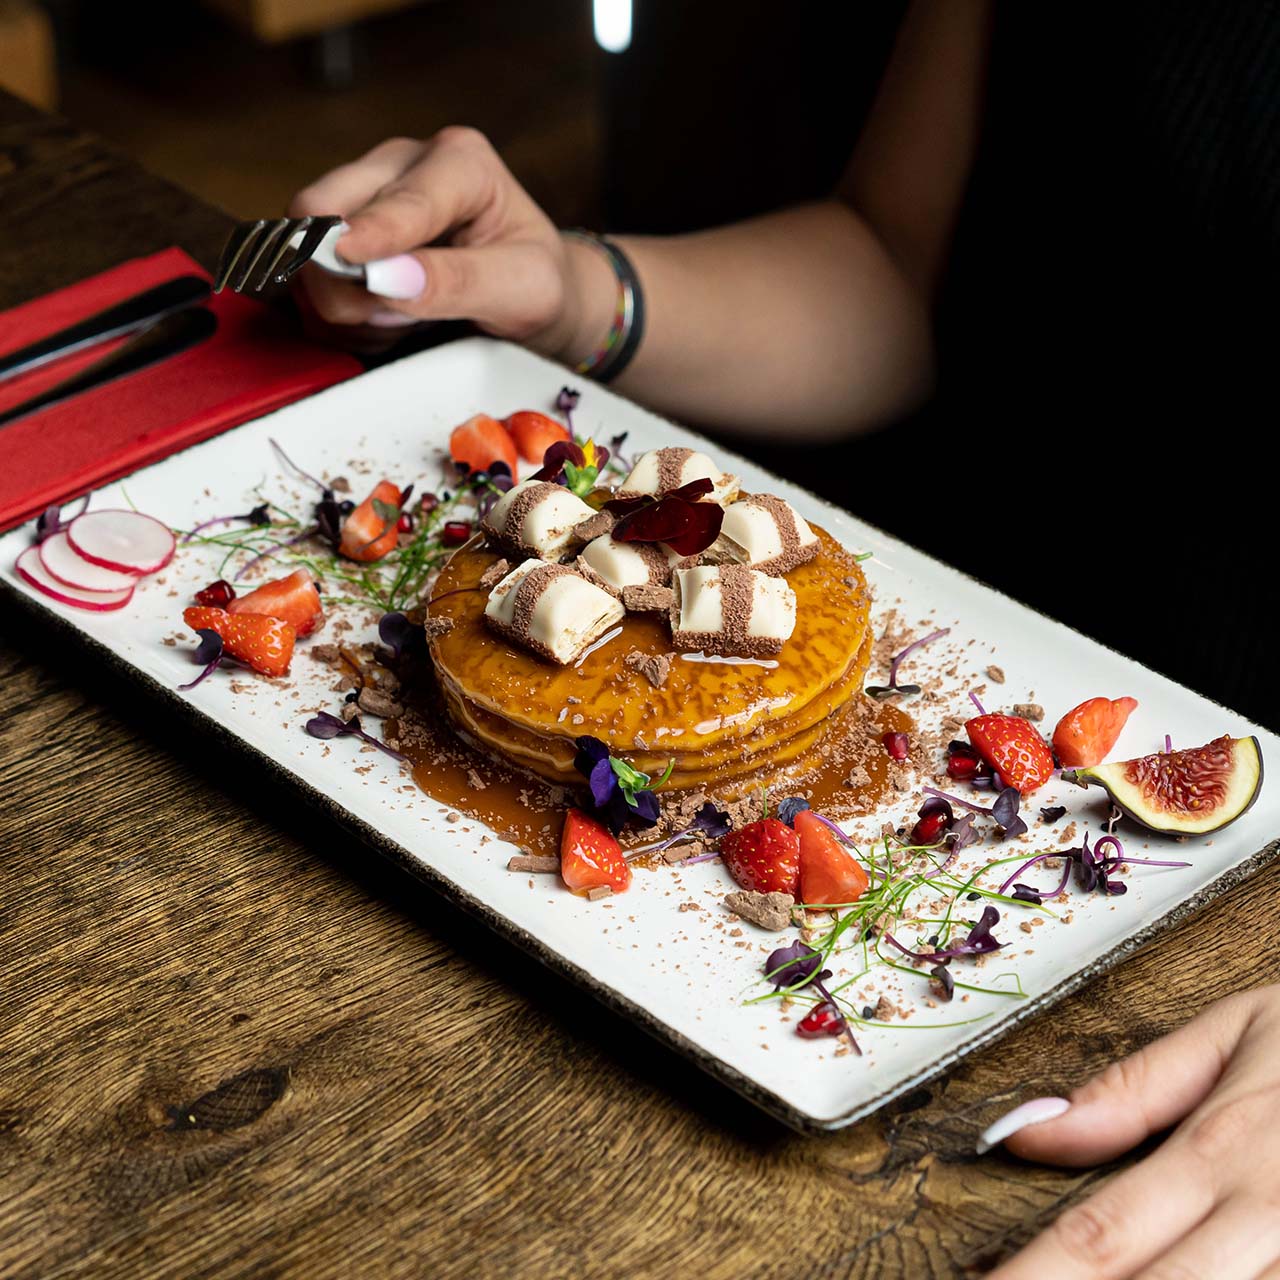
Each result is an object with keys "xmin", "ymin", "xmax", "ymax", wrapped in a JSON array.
[
  {"xmin": 572, "ymin": 735, "xmax": 661, "ymax": 834},
  {"xmin": 866, "ymin": 627, "xmax": 951, "ymax": 699},
  {"xmin": 305, "ymin": 711, "xmax": 405, "ymax": 760}
]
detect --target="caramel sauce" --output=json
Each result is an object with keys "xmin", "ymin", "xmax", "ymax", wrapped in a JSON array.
[{"xmin": 390, "ymin": 677, "xmax": 912, "ymax": 859}]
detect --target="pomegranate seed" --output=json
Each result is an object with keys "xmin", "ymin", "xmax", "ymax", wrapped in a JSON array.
[
  {"xmin": 195, "ymin": 579, "xmax": 235, "ymax": 607},
  {"xmin": 947, "ymin": 751, "xmax": 980, "ymax": 781},
  {"xmin": 419, "ymin": 493, "xmax": 439, "ymax": 514},
  {"xmin": 441, "ymin": 520, "xmax": 472, "ymax": 546},
  {"xmin": 797, "ymin": 1001, "xmax": 845, "ymax": 1039},
  {"xmin": 912, "ymin": 810, "xmax": 950, "ymax": 845},
  {"xmin": 397, "ymin": 512, "xmax": 413, "ymax": 534},
  {"xmin": 882, "ymin": 731, "xmax": 910, "ymax": 761}
]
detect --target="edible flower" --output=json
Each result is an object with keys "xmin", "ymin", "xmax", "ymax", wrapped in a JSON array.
[
  {"xmin": 533, "ymin": 438, "xmax": 610, "ymax": 498},
  {"xmin": 572, "ymin": 735, "xmax": 670, "ymax": 833},
  {"xmin": 607, "ymin": 477, "xmax": 724, "ymax": 557}
]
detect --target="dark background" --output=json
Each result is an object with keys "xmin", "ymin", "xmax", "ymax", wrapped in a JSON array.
[{"xmin": 18, "ymin": 0, "xmax": 1280, "ymax": 728}]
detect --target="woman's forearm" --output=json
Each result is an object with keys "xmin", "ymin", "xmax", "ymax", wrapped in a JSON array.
[{"xmin": 559, "ymin": 200, "xmax": 934, "ymax": 439}]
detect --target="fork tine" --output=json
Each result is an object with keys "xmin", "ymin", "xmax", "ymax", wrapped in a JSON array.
[
  {"xmin": 213, "ymin": 219, "xmax": 268, "ymax": 293},
  {"xmin": 274, "ymin": 215, "xmax": 341, "ymax": 285},
  {"xmin": 230, "ymin": 217, "xmax": 291, "ymax": 294},
  {"xmin": 244, "ymin": 217, "xmax": 307, "ymax": 293}
]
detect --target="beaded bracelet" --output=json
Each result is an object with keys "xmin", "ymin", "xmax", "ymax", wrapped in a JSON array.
[{"xmin": 565, "ymin": 230, "xmax": 646, "ymax": 383}]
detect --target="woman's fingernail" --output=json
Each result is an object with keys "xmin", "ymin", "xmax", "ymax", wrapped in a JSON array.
[
  {"xmin": 366, "ymin": 308, "xmax": 419, "ymax": 328},
  {"xmin": 365, "ymin": 254, "xmax": 426, "ymax": 300},
  {"xmin": 975, "ymin": 1097, "xmax": 1070, "ymax": 1155}
]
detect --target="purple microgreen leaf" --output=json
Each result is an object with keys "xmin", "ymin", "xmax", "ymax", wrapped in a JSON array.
[
  {"xmin": 777, "ymin": 797, "xmax": 811, "ymax": 828},
  {"xmin": 556, "ymin": 386, "xmax": 580, "ymax": 433},
  {"xmin": 304, "ymin": 710, "xmax": 404, "ymax": 760},
  {"xmin": 1010, "ymin": 885, "xmax": 1043, "ymax": 905},
  {"xmin": 918, "ymin": 796, "xmax": 954, "ymax": 823},
  {"xmin": 866, "ymin": 626, "xmax": 949, "ymax": 698},
  {"xmin": 270, "ymin": 437, "xmax": 328, "ymax": 492},
  {"xmin": 1164, "ymin": 734, "xmax": 1173, "ymax": 754},
  {"xmin": 990, "ymin": 786, "xmax": 1027, "ymax": 839},
  {"xmin": 948, "ymin": 812, "xmax": 977, "ymax": 852},
  {"xmin": 764, "ymin": 941, "xmax": 823, "ymax": 989},
  {"xmin": 1039, "ymin": 805, "xmax": 1067, "ymax": 823},
  {"xmin": 178, "ymin": 628, "xmax": 225, "ymax": 691},
  {"xmin": 378, "ymin": 611, "xmax": 423, "ymax": 659},
  {"xmin": 929, "ymin": 964, "xmax": 955, "ymax": 1002}
]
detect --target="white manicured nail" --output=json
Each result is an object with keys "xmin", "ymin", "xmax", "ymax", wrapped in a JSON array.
[
  {"xmin": 365, "ymin": 254, "xmax": 426, "ymax": 300},
  {"xmin": 975, "ymin": 1096, "xmax": 1070, "ymax": 1154}
]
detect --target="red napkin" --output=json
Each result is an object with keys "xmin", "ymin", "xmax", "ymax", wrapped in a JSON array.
[{"xmin": 0, "ymin": 247, "xmax": 361, "ymax": 532}]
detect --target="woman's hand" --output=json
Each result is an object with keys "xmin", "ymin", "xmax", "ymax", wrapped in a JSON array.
[
  {"xmin": 288, "ymin": 130, "xmax": 612, "ymax": 359},
  {"xmin": 984, "ymin": 984, "xmax": 1280, "ymax": 1278}
]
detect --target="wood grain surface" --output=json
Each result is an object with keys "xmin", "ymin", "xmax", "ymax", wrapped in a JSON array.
[{"xmin": 2, "ymin": 89, "xmax": 1278, "ymax": 1279}]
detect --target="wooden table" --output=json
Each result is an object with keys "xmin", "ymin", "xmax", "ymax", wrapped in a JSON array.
[{"xmin": 2, "ymin": 89, "xmax": 1277, "ymax": 1279}]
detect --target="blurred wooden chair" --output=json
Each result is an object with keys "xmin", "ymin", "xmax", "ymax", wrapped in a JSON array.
[{"xmin": 0, "ymin": 0, "xmax": 57, "ymax": 109}]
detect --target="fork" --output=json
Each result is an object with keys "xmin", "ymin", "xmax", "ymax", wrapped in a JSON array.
[{"xmin": 213, "ymin": 215, "xmax": 363, "ymax": 295}]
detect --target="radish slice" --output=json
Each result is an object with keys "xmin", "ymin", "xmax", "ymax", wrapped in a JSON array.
[
  {"xmin": 66, "ymin": 509, "xmax": 176, "ymax": 575},
  {"xmin": 39, "ymin": 530, "xmax": 138, "ymax": 593},
  {"xmin": 15, "ymin": 545, "xmax": 134, "ymax": 611}
]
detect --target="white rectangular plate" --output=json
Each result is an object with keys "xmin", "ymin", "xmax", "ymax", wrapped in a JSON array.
[{"xmin": 4, "ymin": 338, "xmax": 1277, "ymax": 1131}]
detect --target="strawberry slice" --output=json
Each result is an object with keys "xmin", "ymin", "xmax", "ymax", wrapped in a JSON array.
[
  {"xmin": 228, "ymin": 568, "xmax": 324, "ymax": 637},
  {"xmin": 450, "ymin": 413, "xmax": 519, "ymax": 477},
  {"xmin": 339, "ymin": 480, "xmax": 402, "ymax": 563},
  {"xmin": 721, "ymin": 817, "xmax": 801, "ymax": 896},
  {"xmin": 184, "ymin": 605, "xmax": 295, "ymax": 677},
  {"xmin": 505, "ymin": 410, "xmax": 571, "ymax": 463},
  {"xmin": 1052, "ymin": 696, "xmax": 1139, "ymax": 769},
  {"xmin": 794, "ymin": 810, "xmax": 869, "ymax": 909},
  {"xmin": 560, "ymin": 808, "xmax": 632, "ymax": 894},
  {"xmin": 966, "ymin": 713, "xmax": 1055, "ymax": 794}
]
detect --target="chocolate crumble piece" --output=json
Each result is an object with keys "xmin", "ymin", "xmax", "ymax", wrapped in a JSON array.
[
  {"xmin": 623, "ymin": 649, "xmax": 673, "ymax": 689},
  {"xmin": 587, "ymin": 886, "xmax": 613, "ymax": 901},
  {"xmin": 329, "ymin": 475, "xmax": 351, "ymax": 493},
  {"xmin": 1013, "ymin": 702, "xmax": 1045, "ymax": 722},
  {"xmin": 423, "ymin": 614, "xmax": 455, "ymax": 640},
  {"xmin": 310, "ymin": 643, "xmax": 342, "ymax": 665},
  {"xmin": 621, "ymin": 583, "xmax": 675, "ymax": 613},
  {"xmin": 339, "ymin": 701, "xmax": 360, "ymax": 723},
  {"xmin": 466, "ymin": 769, "xmax": 488, "ymax": 791},
  {"xmin": 986, "ymin": 664, "xmax": 1006, "ymax": 684},
  {"xmin": 507, "ymin": 854, "xmax": 559, "ymax": 873},
  {"xmin": 724, "ymin": 890, "xmax": 795, "ymax": 931},
  {"xmin": 479, "ymin": 558, "xmax": 511, "ymax": 588},
  {"xmin": 573, "ymin": 509, "xmax": 616, "ymax": 541},
  {"xmin": 356, "ymin": 687, "xmax": 403, "ymax": 718},
  {"xmin": 874, "ymin": 995, "xmax": 897, "ymax": 1021}
]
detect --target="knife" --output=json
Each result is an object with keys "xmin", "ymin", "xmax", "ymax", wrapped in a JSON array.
[
  {"xmin": 0, "ymin": 275, "xmax": 212, "ymax": 384},
  {"xmin": 0, "ymin": 307, "xmax": 218, "ymax": 430}
]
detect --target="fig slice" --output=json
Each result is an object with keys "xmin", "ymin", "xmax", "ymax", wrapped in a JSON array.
[
  {"xmin": 15, "ymin": 544, "xmax": 135, "ymax": 611},
  {"xmin": 1065, "ymin": 735, "xmax": 1263, "ymax": 836},
  {"xmin": 65, "ymin": 509, "xmax": 175, "ymax": 576}
]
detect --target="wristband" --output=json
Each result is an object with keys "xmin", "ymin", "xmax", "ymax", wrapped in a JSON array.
[{"xmin": 565, "ymin": 230, "xmax": 645, "ymax": 383}]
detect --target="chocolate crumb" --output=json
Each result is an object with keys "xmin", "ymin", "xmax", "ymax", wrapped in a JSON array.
[
  {"xmin": 466, "ymin": 769, "xmax": 488, "ymax": 791},
  {"xmin": 507, "ymin": 854, "xmax": 559, "ymax": 873},
  {"xmin": 573, "ymin": 510, "xmax": 616, "ymax": 541},
  {"xmin": 310, "ymin": 643, "xmax": 342, "ymax": 664},
  {"xmin": 479, "ymin": 558, "xmax": 511, "ymax": 588},
  {"xmin": 986, "ymin": 664, "xmax": 1006, "ymax": 684},
  {"xmin": 446, "ymin": 812, "xmax": 461, "ymax": 824},
  {"xmin": 1013, "ymin": 703, "xmax": 1044, "ymax": 722},
  {"xmin": 723, "ymin": 890, "xmax": 795, "ymax": 931},
  {"xmin": 423, "ymin": 615, "xmax": 455, "ymax": 640},
  {"xmin": 330, "ymin": 476, "xmax": 351, "ymax": 493},
  {"xmin": 587, "ymin": 886, "xmax": 613, "ymax": 901},
  {"xmin": 339, "ymin": 702, "xmax": 360, "ymax": 722},
  {"xmin": 623, "ymin": 649, "xmax": 674, "ymax": 689},
  {"xmin": 356, "ymin": 687, "xmax": 404, "ymax": 718},
  {"xmin": 874, "ymin": 995, "xmax": 897, "ymax": 1021}
]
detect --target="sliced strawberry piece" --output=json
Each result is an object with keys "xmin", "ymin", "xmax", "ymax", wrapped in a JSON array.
[
  {"xmin": 1052, "ymin": 696, "xmax": 1140, "ymax": 769},
  {"xmin": 794, "ymin": 810, "xmax": 869, "ymax": 909},
  {"xmin": 228, "ymin": 568, "xmax": 324, "ymax": 637},
  {"xmin": 966, "ymin": 713, "xmax": 1055, "ymax": 794},
  {"xmin": 450, "ymin": 413, "xmax": 519, "ymax": 477},
  {"xmin": 505, "ymin": 410, "xmax": 571, "ymax": 463},
  {"xmin": 721, "ymin": 817, "xmax": 801, "ymax": 896},
  {"xmin": 339, "ymin": 480, "xmax": 402, "ymax": 563},
  {"xmin": 560, "ymin": 808, "xmax": 632, "ymax": 894},
  {"xmin": 183, "ymin": 606, "xmax": 295, "ymax": 677}
]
